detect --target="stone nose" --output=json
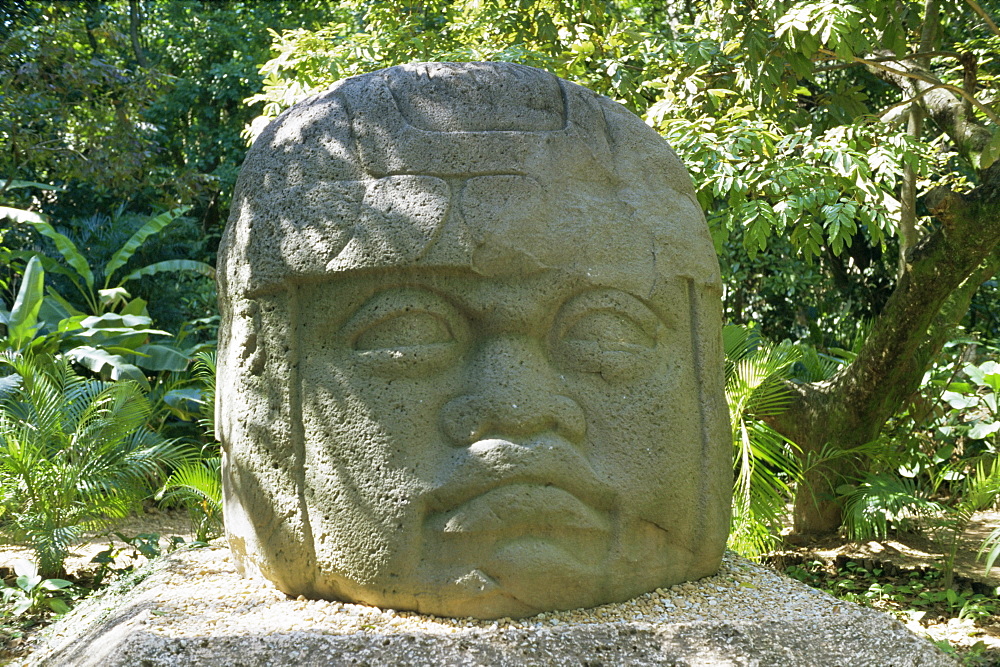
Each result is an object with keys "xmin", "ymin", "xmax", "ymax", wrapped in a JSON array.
[{"xmin": 439, "ymin": 335, "xmax": 586, "ymax": 446}]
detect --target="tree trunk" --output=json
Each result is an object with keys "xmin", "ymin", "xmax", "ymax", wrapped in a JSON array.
[
  {"xmin": 768, "ymin": 169, "xmax": 1000, "ymax": 534},
  {"xmin": 760, "ymin": 27, "xmax": 1000, "ymax": 535}
]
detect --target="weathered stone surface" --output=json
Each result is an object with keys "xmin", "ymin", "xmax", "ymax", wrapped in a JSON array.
[
  {"xmin": 19, "ymin": 546, "xmax": 956, "ymax": 667},
  {"xmin": 216, "ymin": 61, "xmax": 731, "ymax": 619}
]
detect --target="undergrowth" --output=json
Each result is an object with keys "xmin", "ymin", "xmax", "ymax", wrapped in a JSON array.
[{"xmin": 784, "ymin": 558, "xmax": 1000, "ymax": 665}]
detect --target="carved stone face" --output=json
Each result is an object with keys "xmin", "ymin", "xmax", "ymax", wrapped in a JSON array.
[{"xmin": 217, "ymin": 62, "xmax": 730, "ymax": 619}]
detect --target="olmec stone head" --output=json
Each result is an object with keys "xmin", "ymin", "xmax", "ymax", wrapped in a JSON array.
[{"xmin": 217, "ymin": 61, "xmax": 731, "ymax": 619}]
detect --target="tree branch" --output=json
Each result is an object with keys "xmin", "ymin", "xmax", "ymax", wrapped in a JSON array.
[
  {"xmin": 818, "ymin": 47, "xmax": 1000, "ymax": 127},
  {"xmin": 128, "ymin": 0, "xmax": 148, "ymax": 69},
  {"xmin": 814, "ymin": 50, "xmax": 962, "ymax": 72}
]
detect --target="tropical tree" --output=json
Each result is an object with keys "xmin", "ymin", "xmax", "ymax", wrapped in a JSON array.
[{"xmin": 704, "ymin": 0, "xmax": 1000, "ymax": 534}]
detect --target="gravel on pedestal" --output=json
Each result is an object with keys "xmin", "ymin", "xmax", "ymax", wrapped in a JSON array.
[{"xmin": 14, "ymin": 546, "xmax": 956, "ymax": 666}]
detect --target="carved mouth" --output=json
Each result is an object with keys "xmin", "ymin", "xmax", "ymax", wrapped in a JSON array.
[
  {"xmin": 425, "ymin": 437, "xmax": 615, "ymax": 506},
  {"xmin": 425, "ymin": 483, "xmax": 611, "ymax": 537}
]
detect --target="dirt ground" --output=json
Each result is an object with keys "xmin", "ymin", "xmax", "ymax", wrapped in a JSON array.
[
  {"xmin": 769, "ymin": 510, "xmax": 1000, "ymax": 662},
  {"xmin": 0, "ymin": 508, "xmax": 201, "ymax": 580}
]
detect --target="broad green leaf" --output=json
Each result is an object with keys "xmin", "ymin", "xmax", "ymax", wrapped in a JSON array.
[
  {"xmin": 12, "ymin": 560, "xmax": 36, "ymax": 579},
  {"xmin": 36, "ymin": 293, "xmax": 73, "ymax": 330},
  {"xmin": 942, "ymin": 390, "xmax": 978, "ymax": 410},
  {"xmin": 6, "ymin": 250, "xmax": 87, "ymax": 286},
  {"xmin": 0, "ymin": 207, "xmax": 95, "ymax": 291},
  {"xmin": 47, "ymin": 598, "xmax": 71, "ymax": 614},
  {"xmin": 163, "ymin": 387, "xmax": 204, "ymax": 419},
  {"xmin": 979, "ymin": 129, "xmax": 1000, "ymax": 170},
  {"xmin": 104, "ymin": 206, "xmax": 191, "ymax": 286},
  {"xmin": 7, "ymin": 255, "xmax": 45, "ymax": 348},
  {"xmin": 131, "ymin": 343, "xmax": 190, "ymax": 371},
  {"xmin": 120, "ymin": 259, "xmax": 216, "ymax": 284},
  {"xmin": 120, "ymin": 297, "xmax": 148, "ymax": 317},
  {"xmin": 66, "ymin": 346, "xmax": 149, "ymax": 389},
  {"xmin": 0, "ymin": 179, "xmax": 61, "ymax": 191},
  {"xmin": 968, "ymin": 421, "xmax": 1000, "ymax": 440},
  {"xmin": 966, "ymin": 361, "xmax": 1000, "ymax": 392},
  {"xmin": 163, "ymin": 387, "xmax": 204, "ymax": 408},
  {"xmin": 79, "ymin": 313, "xmax": 156, "ymax": 330},
  {"xmin": 16, "ymin": 573, "xmax": 41, "ymax": 591}
]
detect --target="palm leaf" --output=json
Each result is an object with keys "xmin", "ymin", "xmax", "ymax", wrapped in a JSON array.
[
  {"xmin": 0, "ymin": 351, "xmax": 178, "ymax": 576},
  {"xmin": 724, "ymin": 324, "xmax": 802, "ymax": 558}
]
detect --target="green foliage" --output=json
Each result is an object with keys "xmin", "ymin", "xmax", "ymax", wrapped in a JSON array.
[
  {"xmin": 1, "ymin": 204, "xmax": 210, "ymax": 316},
  {"xmin": 0, "ymin": 559, "xmax": 73, "ymax": 618},
  {"xmin": 833, "ymin": 344, "xmax": 1000, "ymax": 582},
  {"xmin": 158, "ymin": 458, "xmax": 222, "ymax": 543},
  {"xmin": 0, "ymin": 200, "xmax": 218, "ymax": 386},
  {"xmin": 0, "ymin": 351, "xmax": 187, "ymax": 577},
  {"xmin": 838, "ymin": 472, "xmax": 942, "ymax": 540},
  {"xmin": 157, "ymin": 351, "xmax": 220, "ymax": 542},
  {"xmin": 89, "ymin": 532, "xmax": 187, "ymax": 588},
  {"xmin": 0, "ymin": 4, "xmax": 170, "ymax": 200},
  {"xmin": 0, "ymin": 254, "xmax": 169, "ymax": 387},
  {"xmin": 942, "ymin": 360, "xmax": 1000, "ymax": 448},
  {"xmin": 0, "ymin": 255, "xmax": 45, "ymax": 352},
  {"xmin": 723, "ymin": 324, "xmax": 802, "ymax": 557},
  {"xmin": 785, "ymin": 559, "xmax": 1000, "ymax": 625}
]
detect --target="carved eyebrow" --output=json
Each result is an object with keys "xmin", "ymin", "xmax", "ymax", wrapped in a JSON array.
[{"xmin": 553, "ymin": 289, "xmax": 663, "ymax": 341}]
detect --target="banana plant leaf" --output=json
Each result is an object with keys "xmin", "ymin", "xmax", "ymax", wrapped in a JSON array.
[
  {"xmin": 163, "ymin": 387, "xmax": 205, "ymax": 420},
  {"xmin": 0, "ymin": 207, "xmax": 95, "ymax": 292},
  {"xmin": 66, "ymin": 346, "xmax": 149, "ymax": 388},
  {"xmin": 0, "ymin": 180, "xmax": 62, "ymax": 191},
  {"xmin": 131, "ymin": 344, "xmax": 190, "ymax": 372},
  {"xmin": 104, "ymin": 206, "xmax": 191, "ymax": 286},
  {"xmin": 5, "ymin": 256, "xmax": 45, "ymax": 349},
  {"xmin": 77, "ymin": 313, "xmax": 165, "ymax": 333},
  {"xmin": 121, "ymin": 259, "xmax": 216, "ymax": 283},
  {"xmin": 4, "ymin": 251, "xmax": 83, "ymax": 286}
]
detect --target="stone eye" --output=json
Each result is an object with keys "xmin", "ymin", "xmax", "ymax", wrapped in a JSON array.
[
  {"xmin": 562, "ymin": 310, "xmax": 654, "ymax": 349},
  {"xmin": 341, "ymin": 287, "xmax": 468, "ymax": 376},
  {"xmin": 552, "ymin": 289, "xmax": 661, "ymax": 382},
  {"xmin": 354, "ymin": 309, "xmax": 455, "ymax": 351}
]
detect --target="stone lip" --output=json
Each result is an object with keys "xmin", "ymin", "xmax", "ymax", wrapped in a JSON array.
[
  {"xmin": 426, "ymin": 483, "xmax": 612, "ymax": 537},
  {"xmin": 16, "ymin": 546, "xmax": 957, "ymax": 667}
]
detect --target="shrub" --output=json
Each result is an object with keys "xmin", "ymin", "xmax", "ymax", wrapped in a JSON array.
[{"xmin": 0, "ymin": 351, "xmax": 187, "ymax": 577}]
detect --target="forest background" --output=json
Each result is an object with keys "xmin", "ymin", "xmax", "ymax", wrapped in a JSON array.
[{"xmin": 2, "ymin": 0, "xmax": 1000, "ymax": 653}]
